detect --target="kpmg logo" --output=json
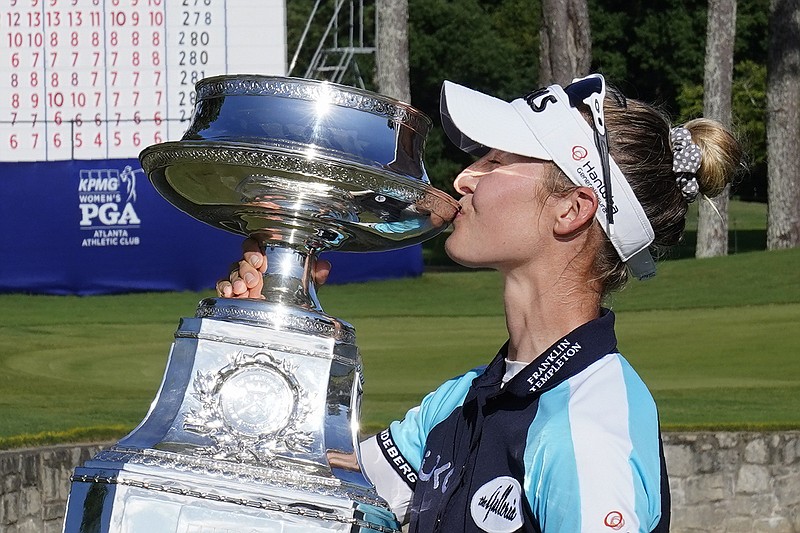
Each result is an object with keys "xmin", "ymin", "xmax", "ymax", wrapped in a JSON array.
[{"xmin": 78, "ymin": 166, "xmax": 143, "ymax": 247}]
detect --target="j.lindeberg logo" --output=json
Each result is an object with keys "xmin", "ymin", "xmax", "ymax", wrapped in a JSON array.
[{"xmin": 470, "ymin": 476, "xmax": 524, "ymax": 533}]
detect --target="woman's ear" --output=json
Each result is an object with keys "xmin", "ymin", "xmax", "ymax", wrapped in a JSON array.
[{"xmin": 553, "ymin": 187, "xmax": 598, "ymax": 236}]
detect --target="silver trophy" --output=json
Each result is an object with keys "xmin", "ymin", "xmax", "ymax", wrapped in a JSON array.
[{"xmin": 62, "ymin": 75, "xmax": 460, "ymax": 532}]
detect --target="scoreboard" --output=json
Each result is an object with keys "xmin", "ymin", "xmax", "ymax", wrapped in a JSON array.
[
  {"xmin": 0, "ymin": 1, "xmax": 425, "ymax": 295},
  {"xmin": 0, "ymin": 0, "xmax": 290, "ymax": 295},
  {"xmin": 1, "ymin": 0, "xmax": 286, "ymax": 161}
]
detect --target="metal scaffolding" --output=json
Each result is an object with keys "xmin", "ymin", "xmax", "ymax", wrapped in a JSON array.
[{"xmin": 288, "ymin": 0, "xmax": 375, "ymax": 88}]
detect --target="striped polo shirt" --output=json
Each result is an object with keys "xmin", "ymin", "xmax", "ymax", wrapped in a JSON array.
[{"xmin": 360, "ymin": 309, "xmax": 670, "ymax": 533}]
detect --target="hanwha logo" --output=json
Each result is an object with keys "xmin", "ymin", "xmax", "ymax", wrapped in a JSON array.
[
  {"xmin": 572, "ymin": 145, "xmax": 589, "ymax": 161},
  {"xmin": 604, "ymin": 511, "xmax": 625, "ymax": 530}
]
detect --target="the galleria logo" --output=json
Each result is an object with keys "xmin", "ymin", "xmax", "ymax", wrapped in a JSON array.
[
  {"xmin": 78, "ymin": 165, "xmax": 143, "ymax": 247},
  {"xmin": 470, "ymin": 476, "xmax": 524, "ymax": 533}
]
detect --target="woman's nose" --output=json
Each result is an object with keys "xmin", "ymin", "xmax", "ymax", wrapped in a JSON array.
[{"xmin": 453, "ymin": 168, "xmax": 482, "ymax": 195}]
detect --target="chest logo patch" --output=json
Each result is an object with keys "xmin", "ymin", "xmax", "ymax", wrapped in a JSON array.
[{"xmin": 470, "ymin": 476, "xmax": 524, "ymax": 533}]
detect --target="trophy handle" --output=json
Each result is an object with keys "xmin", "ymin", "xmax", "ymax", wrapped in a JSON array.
[{"xmin": 258, "ymin": 245, "xmax": 323, "ymax": 312}]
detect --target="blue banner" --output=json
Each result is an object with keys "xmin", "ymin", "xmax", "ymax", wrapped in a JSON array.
[{"xmin": 0, "ymin": 159, "xmax": 422, "ymax": 295}]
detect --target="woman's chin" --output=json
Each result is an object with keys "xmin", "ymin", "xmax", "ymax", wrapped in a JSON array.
[{"xmin": 444, "ymin": 243, "xmax": 486, "ymax": 269}]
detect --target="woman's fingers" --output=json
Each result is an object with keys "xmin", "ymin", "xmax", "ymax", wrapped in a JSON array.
[
  {"xmin": 242, "ymin": 238, "xmax": 267, "ymax": 273},
  {"xmin": 315, "ymin": 259, "xmax": 332, "ymax": 286},
  {"xmin": 217, "ymin": 239, "xmax": 329, "ymax": 298}
]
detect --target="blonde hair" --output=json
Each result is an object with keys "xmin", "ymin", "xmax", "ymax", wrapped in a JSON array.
[{"xmin": 544, "ymin": 93, "xmax": 743, "ymax": 297}]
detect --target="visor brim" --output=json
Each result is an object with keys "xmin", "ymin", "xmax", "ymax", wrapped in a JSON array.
[{"xmin": 440, "ymin": 81, "xmax": 553, "ymax": 161}]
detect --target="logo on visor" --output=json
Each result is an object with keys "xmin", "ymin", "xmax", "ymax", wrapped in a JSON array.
[
  {"xmin": 524, "ymin": 88, "xmax": 557, "ymax": 113},
  {"xmin": 572, "ymin": 146, "xmax": 589, "ymax": 161}
]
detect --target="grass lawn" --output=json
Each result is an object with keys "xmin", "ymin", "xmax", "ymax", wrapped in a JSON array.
[{"xmin": 1, "ymin": 243, "xmax": 798, "ymax": 448}]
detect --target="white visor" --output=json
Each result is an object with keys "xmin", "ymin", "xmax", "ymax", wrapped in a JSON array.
[{"xmin": 440, "ymin": 75, "xmax": 656, "ymax": 279}]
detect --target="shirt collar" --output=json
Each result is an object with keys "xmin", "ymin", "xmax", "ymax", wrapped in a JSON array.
[{"xmin": 474, "ymin": 308, "xmax": 618, "ymax": 398}]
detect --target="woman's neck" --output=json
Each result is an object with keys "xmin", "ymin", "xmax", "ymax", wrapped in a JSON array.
[{"xmin": 501, "ymin": 267, "xmax": 601, "ymax": 363}]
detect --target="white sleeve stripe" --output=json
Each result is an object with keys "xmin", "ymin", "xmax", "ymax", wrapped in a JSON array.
[
  {"xmin": 568, "ymin": 355, "xmax": 640, "ymax": 532},
  {"xmin": 360, "ymin": 435, "xmax": 414, "ymax": 524}
]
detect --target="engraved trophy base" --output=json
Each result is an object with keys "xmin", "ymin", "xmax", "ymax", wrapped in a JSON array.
[{"xmin": 63, "ymin": 282, "xmax": 399, "ymax": 533}]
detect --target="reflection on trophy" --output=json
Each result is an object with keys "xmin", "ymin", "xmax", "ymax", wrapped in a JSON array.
[{"xmin": 62, "ymin": 76, "xmax": 460, "ymax": 532}]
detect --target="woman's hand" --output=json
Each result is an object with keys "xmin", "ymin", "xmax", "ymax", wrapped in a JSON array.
[{"xmin": 216, "ymin": 238, "xmax": 332, "ymax": 299}]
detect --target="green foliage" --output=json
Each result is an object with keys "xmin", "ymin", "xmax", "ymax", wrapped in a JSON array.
[
  {"xmin": 676, "ymin": 60, "xmax": 767, "ymax": 200},
  {"xmin": 590, "ymin": 0, "xmax": 708, "ymax": 106},
  {"xmin": 408, "ymin": 0, "xmax": 540, "ymax": 190}
]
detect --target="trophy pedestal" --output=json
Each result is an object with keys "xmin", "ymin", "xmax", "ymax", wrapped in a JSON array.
[{"xmin": 63, "ymin": 298, "xmax": 398, "ymax": 533}]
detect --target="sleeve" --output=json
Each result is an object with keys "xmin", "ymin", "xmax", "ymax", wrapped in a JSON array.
[
  {"xmin": 523, "ymin": 355, "xmax": 665, "ymax": 533},
  {"xmin": 359, "ymin": 368, "xmax": 482, "ymax": 523},
  {"xmin": 360, "ymin": 429, "xmax": 416, "ymax": 524}
]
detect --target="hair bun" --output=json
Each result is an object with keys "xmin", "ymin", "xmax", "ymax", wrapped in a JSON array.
[{"xmin": 683, "ymin": 118, "xmax": 743, "ymax": 198}]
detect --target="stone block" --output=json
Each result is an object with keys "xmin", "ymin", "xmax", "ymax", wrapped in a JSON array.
[
  {"xmin": 20, "ymin": 453, "xmax": 40, "ymax": 487},
  {"xmin": 672, "ymin": 503, "xmax": 729, "ymax": 532},
  {"xmin": 3, "ymin": 472, "xmax": 21, "ymax": 494},
  {"xmin": 43, "ymin": 500, "xmax": 66, "ymax": 522},
  {"xmin": 732, "ymin": 493, "xmax": 780, "ymax": 517},
  {"xmin": 716, "ymin": 432, "xmax": 739, "ymax": 449},
  {"xmin": 669, "ymin": 477, "xmax": 686, "ymax": 507},
  {"xmin": 751, "ymin": 517, "xmax": 793, "ymax": 532},
  {"xmin": 726, "ymin": 516, "xmax": 762, "ymax": 532},
  {"xmin": 717, "ymin": 448, "xmax": 742, "ymax": 469},
  {"xmin": 0, "ymin": 454, "xmax": 22, "ymax": 494},
  {"xmin": 685, "ymin": 473, "xmax": 730, "ymax": 503},
  {"xmin": 41, "ymin": 461, "xmax": 72, "ymax": 502},
  {"xmin": 781, "ymin": 437, "xmax": 798, "ymax": 465},
  {"xmin": 774, "ymin": 473, "xmax": 800, "ymax": 506},
  {"xmin": 20, "ymin": 485, "xmax": 42, "ymax": 518},
  {"xmin": 745, "ymin": 438, "xmax": 770, "ymax": 465},
  {"xmin": 2, "ymin": 490, "xmax": 21, "ymax": 524},
  {"xmin": 697, "ymin": 449, "xmax": 719, "ymax": 474},
  {"xmin": 736, "ymin": 464, "xmax": 771, "ymax": 494},
  {"xmin": 788, "ymin": 504, "xmax": 800, "ymax": 532},
  {"xmin": 44, "ymin": 518, "xmax": 66, "ymax": 533},
  {"xmin": 665, "ymin": 444, "xmax": 695, "ymax": 477},
  {"xmin": 15, "ymin": 517, "xmax": 43, "ymax": 533}
]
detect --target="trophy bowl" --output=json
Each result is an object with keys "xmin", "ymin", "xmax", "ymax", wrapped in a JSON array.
[
  {"xmin": 139, "ymin": 75, "xmax": 460, "ymax": 254},
  {"xmin": 63, "ymin": 76, "xmax": 460, "ymax": 533}
]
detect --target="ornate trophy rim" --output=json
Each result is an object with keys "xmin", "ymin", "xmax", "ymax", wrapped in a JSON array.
[{"xmin": 194, "ymin": 74, "xmax": 432, "ymax": 135}]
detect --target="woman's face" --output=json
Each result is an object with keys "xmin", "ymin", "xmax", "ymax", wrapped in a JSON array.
[{"xmin": 445, "ymin": 149, "xmax": 552, "ymax": 270}]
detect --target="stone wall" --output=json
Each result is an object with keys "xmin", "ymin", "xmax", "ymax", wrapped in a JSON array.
[
  {"xmin": 1, "ymin": 433, "xmax": 799, "ymax": 532},
  {"xmin": 0, "ymin": 443, "xmax": 107, "ymax": 533},
  {"xmin": 663, "ymin": 432, "xmax": 800, "ymax": 532}
]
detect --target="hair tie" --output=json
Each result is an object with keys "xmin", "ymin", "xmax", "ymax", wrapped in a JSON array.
[{"xmin": 670, "ymin": 126, "xmax": 701, "ymax": 202}]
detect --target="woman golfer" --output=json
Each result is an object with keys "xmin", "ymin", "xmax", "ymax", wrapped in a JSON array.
[{"xmin": 218, "ymin": 73, "xmax": 741, "ymax": 532}]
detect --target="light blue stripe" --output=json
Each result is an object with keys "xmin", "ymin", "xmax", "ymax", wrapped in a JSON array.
[
  {"xmin": 389, "ymin": 367, "xmax": 483, "ymax": 470},
  {"xmin": 619, "ymin": 355, "xmax": 662, "ymax": 530},
  {"xmin": 523, "ymin": 380, "xmax": 581, "ymax": 532}
]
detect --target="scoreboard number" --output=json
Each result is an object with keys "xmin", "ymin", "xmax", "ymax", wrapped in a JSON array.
[{"xmin": 1, "ymin": 0, "xmax": 285, "ymax": 162}]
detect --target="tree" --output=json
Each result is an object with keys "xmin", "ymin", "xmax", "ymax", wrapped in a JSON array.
[
  {"xmin": 766, "ymin": 0, "xmax": 800, "ymax": 249},
  {"xmin": 376, "ymin": 0, "xmax": 410, "ymax": 102},
  {"xmin": 696, "ymin": 0, "xmax": 737, "ymax": 258},
  {"xmin": 540, "ymin": 0, "xmax": 592, "ymax": 85}
]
